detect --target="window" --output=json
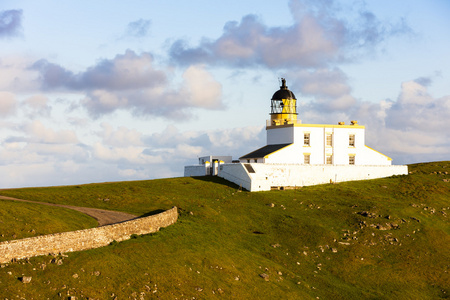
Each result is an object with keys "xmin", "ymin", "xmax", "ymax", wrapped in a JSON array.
[
  {"xmin": 326, "ymin": 133, "xmax": 333, "ymax": 147},
  {"xmin": 349, "ymin": 155, "xmax": 355, "ymax": 165},
  {"xmin": 304, "ymin": 154, "xmax": 310, "ymax": 164},
  {"xmin": 326, "ymin": 155, "xmax": 333, "ymax": 165},
  {"xmin": 254, "ymin": 159, "xmax": 258, "ymax": 163},
  {"xmin": 304, "ymin": 133, "xmax": 310, "ymax": 146},
  {"xmin": 349, "ymin": 134, "xmax": 355, "ymax": 147}
]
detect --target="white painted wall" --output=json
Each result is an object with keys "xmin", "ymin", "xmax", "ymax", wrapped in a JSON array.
[
  {"xmin": 184, "ymin": 165, "xmax": 209, "ymax": 176},
  {"xmin": 361, "ymin": 146, "xmax": 392, "ymax": 165},
  {"xmin": 264, "ymin": 144, "xmax": 301, "ymax": 164},
  {"xmin": 186, "ymin": 162, "xmax": 408, "ymax": 192},
  {"xmin": 219, "ymin": 163, "xmax": 252, "ymax": 191},
  {"xmin": 216, "ymin": 163, "xmax": 408, "ymax": 191},
  {"xmin": 265, "ymin": 124, "xmax": 390, "ymax": 166}
]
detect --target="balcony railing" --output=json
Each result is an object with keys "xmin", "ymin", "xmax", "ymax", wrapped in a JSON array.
[{"xmin": 266, "ymin": 119, "xmax": 302, "ymax": 127}]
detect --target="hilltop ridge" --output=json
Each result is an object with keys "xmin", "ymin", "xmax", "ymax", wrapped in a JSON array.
[{"xmin": 0, "ymin": 161, "xmax": 449, "ymax": 299}]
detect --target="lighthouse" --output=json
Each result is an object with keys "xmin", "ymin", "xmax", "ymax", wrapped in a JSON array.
[{"xmin": 184, "ymin": 79, "xmax": 408, "ymax": 191}]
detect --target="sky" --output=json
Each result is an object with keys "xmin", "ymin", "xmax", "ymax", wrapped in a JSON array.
[{"xmin": 1, "ymin": 0, "xmax": 450, "ymax": 188}]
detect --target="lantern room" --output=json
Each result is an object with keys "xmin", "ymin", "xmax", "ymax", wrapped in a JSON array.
[{"xmin": 270, "ymin": 78, "xmax": 298, "ymax": 126}]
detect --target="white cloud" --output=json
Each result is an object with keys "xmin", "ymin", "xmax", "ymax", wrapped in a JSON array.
[
  {"xmin": 82, "ymin": 90, "xmax": 128, "ymax": 117},
  {"xmin": 0, "ymin": 91, "xmax": 17, "ymax": 116},
  {"xmin": 181, "ymin": 65, "xmax": 223, "ymax": 109},
  {"xmin": 92, "ymin": 143, "xmax": 163, "ymax": 165},
  {"xmin": 97, "ymin": 123, "xmax": 143, "ymax": 147},
  {"xmin": 25, "ymin": 120, "xmax": 79, "ymax": 144},
  {"xmin": 0, "ymin": 56, "xmax": 41, "ymax": 92},
  {"xmin": 23, "ymin": 94, "xmax": 52, "ymax": 117},
  {"xmin": 288, "ymin": 68, "xmax": 357, "ymax": 113}
]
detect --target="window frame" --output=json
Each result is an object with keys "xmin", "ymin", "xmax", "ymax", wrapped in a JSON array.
[
  {"xmin": 349, "ymin": 134, "xmax": 355, "ymax": 147},
  {"xmin": 304, "ymin": 154, "xmax": 310, "ymax": 164},
  {"xmin": 326, "ymin": 133, "xmax": 333, "ymax": 147},
  {"xmin": 349, "ymin": 155, "xmax": 355, "ymax": 165},
  {"xmin": 304, "ymin": 133, "xmax": 310, "ymax": 146}
]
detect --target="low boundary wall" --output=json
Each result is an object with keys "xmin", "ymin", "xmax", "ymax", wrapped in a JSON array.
[
  {"xmin": 197, "ymin": 163, "xmax": 407, "ymax": 192},
  {"xmin": 0, "ymin": 207, "xmax": 178, "ymax": 263}
]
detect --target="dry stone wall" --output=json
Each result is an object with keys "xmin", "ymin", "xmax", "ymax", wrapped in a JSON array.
[{"xmin": 0, "ymin": 207, "xmax": 178, "ymax": 263}]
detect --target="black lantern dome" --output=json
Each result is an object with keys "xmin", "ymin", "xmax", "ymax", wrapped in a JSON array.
[
  {"xmin": 270, "ymin": 78, "xmax": 298, "ymax": 125},
  {"xmin": 271, "ymin": 78, "xmax": 296, "ymax": 102}
]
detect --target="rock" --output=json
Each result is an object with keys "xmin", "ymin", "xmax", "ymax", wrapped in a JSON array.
[
  {"xmin": 51, "ymin": 258, "xmax": 63, "ymax": 265},
  {"xmin": 277, "ymin": 271, "xmax": 283, "ymax": 276},
  {"xmin": 94, "ymin": 271, "xmax": 101, "ymax": 276},
  {"xmin": 259, "ymin": 273, "xmax": 269, "ymax": 281},
  {"xmin": 390, "ymin": 223, "xmax": 399, "ymax": 229},
  {"xmin": 338, "ymin": 242, "xmax": 350, "ymax": 245},
  {"xmin": 269, "ymin": 203, "xmax": 275, "ymax": 207},
  {"xmin": 376, "ymin": 224, "xmax": 389, "ymax": 230},
  {"xmin": 72, "ymin": 273, "xmax": 79, "ymax": 278},
  {"xmin": 331, "ymin": 248, "xmax": 338, "ymax": 253},
  {"xmin": 20, "ymin": 276, "xmax": 32, "ymax": 283},
  {"xmin": 271, "ymin": 243, "xmax": 281, "ymax": 248},
  {"xmin": 358, "ymin": 211, "xmax": 377, "ymax": 218}
]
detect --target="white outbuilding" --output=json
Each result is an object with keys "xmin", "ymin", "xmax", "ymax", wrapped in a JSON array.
[{"xmin": 184, "ymin": 79, "xmax": 408, "ymax": 191}]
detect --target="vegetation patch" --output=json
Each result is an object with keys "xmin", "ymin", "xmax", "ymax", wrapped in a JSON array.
[{"xmin": 0, "ymin": 200, "xmax": 98, "ymax": 242}]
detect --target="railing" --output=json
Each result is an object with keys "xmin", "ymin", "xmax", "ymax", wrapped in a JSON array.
[{"xmin": 266, "ymin": 119, "xmax": 302, "ymax": 127}]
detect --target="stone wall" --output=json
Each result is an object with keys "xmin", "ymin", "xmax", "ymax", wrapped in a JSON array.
[{"xmin": 0, "ymin": 207, "xmax": 178, "ymax": 263}]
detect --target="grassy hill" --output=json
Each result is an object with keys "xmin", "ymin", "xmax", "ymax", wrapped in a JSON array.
[
  {"xmin": 0, "ymin": 200, "xmax": 98, "ymax": 242},
  {"xmin": 0, "ymin": 161, "xmax": 449, "ymax": 299}
]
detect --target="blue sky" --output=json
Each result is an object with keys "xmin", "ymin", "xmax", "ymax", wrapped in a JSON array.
[{"xmin": 1, "ymin": 0, "xmax": 449, "ymax": 188}]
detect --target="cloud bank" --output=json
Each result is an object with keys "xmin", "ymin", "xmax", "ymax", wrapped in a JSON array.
[
  {"xmin": 169, "ymin": 0, "xmax": 410, "ymax": 68},
  {"xmin": 0, "ymin": 10, "xmax": 23, "ymax": 38},
  {"xmin": 31, "ymin": 50, "xmax": 224, "ymax": 119}
]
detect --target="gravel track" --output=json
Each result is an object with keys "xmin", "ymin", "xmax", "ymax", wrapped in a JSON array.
[{"xmin": 0, "ymin": 195, "xmax": 137, "ymax": 226}]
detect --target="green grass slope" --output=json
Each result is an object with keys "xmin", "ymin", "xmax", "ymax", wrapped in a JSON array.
[
  {"xmin": 0, "ymin": 201, "xmax": 98, "ymax": 242},
  {"xmin": 0, "ymin": 161, "xmax": 449, "ymax": 299}
]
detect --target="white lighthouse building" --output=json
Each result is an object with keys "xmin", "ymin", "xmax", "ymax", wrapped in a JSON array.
[{"xmin": 185, "ymin": 79, "xmax": 408, "ymax": 191}]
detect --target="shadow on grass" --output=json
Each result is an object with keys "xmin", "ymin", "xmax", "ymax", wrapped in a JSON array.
[
  {"xmin": 190, "ymin": 176, "xmax": 244, "ymax": 190},
  {"xmin": 139, "ymin": 209, "xmax": 167, "ymax": 218}
]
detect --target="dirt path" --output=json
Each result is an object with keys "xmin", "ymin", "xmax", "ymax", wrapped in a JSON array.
[{"xmin": 0, "ymin": 195, "xmax": 137, "ymax": 226}]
